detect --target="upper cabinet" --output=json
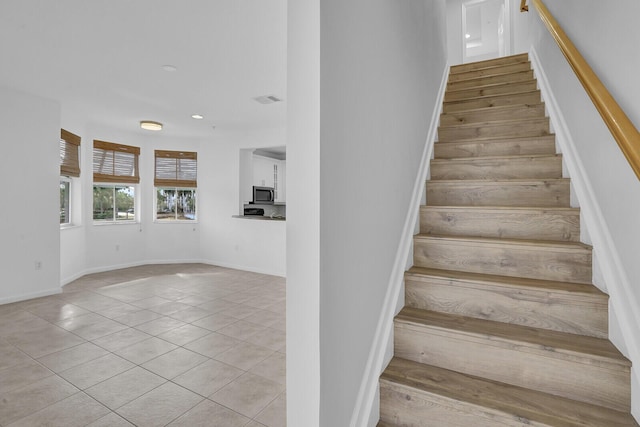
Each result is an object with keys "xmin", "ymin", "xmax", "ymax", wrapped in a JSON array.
[{"xmin": 252, "ymin": 150, "xmax": 286, "ymax": 203}]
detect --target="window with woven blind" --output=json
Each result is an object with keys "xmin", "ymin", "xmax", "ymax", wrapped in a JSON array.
[
  {"xmin": 60, "ymin": 129, "xmax": 81, "ymax": 177},
  {"xmin": 93, "ymin": 140, "xmax": 140, "ymax": 183},
  {"xmin": 154, "ymin": 150, "xmax": 197, "ymax": 187}
]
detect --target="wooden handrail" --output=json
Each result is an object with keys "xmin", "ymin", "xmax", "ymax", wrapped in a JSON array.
[
  {"xmin": 520, "ymin": 0, "xmax": 528, "ymax": 12},
  {"xmin": 522, "ymin": 0, "xmax": 640, "ymax": 180}
]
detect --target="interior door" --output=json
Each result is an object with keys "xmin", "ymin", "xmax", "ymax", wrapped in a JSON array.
[{"xmin": 462, "ymin": 0, "xmax": 509, "ymax": 63}]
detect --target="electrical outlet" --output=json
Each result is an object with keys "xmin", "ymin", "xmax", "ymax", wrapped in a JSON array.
[{"xmin": 34, "ymin": 261, "xmax": 42, "ymax": 270}]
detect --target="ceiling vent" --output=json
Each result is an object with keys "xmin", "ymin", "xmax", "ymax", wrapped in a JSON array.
[{"xmin": 253, "ymin": 94, "xmax": 283, "ymax": 104}]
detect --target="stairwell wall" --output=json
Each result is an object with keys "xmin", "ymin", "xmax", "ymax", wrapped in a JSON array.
[
  {"xmin": 314, "ymin": 0, "xmax": 447, "ymax": 425},
  {"xmin": 524, "ymin": 1, "xmax": 640, "ymax": 419}
]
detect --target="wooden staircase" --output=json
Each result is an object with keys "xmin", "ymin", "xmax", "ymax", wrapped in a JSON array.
[{"xmin": 378, "ymin": 53, "xmax": 639, "ymax": 426}]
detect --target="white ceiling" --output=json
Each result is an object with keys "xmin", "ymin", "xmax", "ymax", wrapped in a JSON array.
[{"xmin": 0, "ymin": 0, "xmax": 287, "ymax": 139}]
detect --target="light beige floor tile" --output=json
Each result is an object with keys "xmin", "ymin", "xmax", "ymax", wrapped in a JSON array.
[
  {"xmin": 245, "ymin": 327, "xmax": 286, "ymax": 351},
  {"xmin": 58, "ymin": 353, "xmax": 135, "ymax": 390},
  {"xmin": 113, "ymin": 310, "xmax": 163, "ymax": 327},
  {"xmin": 0, "ymin": 313, "xmax": 50, "ymax": 337},
  {"xmin": 28, "ymin": 302, "xmax": 91, "ymax": 323},
  {"xmin": 249, "ymin": 352, "xmax": 286, "ymax": 385},
  {"xmin": 86, "ymin": 411, "xmax": 135, "ymax": 426},
  {"xmin": 219, "ymin": 292, "xmax": 255, "ymax": 304},
  {"xmin": 214, "ymin": 342, "xmax": 274, "ymax": 371},
  {"xmin": 173, "ymin": 359, "xmax": 244, "ymax": 397},
  {"xmin": 175, "ymin": 295, "xmax": 213, "ymax": 306},
  {"xmin": 243, "ymin": 296, "xmax": 281, "ymax": 309},
  {"xmin": 156, "ymin": 324, "xmax": 211, "ymax": 346},
  {"xmin": 142, "ymin": 347, "xmax": 208, "ymax": 379},
  {"xmin": 116, "ymin": 382, "xmax": 203, "ymax": 427},
  {"xmin": 94, "ymin": 303, "xmax": 143, "ymax": 319},
  {"xmin": 0, "ymin": 342, "xmax": 34, "ymax": 371},
  {"xmin": 255, "ymin": 392, "xmax": 286, "ymax": 427},
  {"xmin": 218, "ymin": 304, "xmax": 263, "ymax": 319},
  {"xmin": 135, "ymin": 316, "xmax": 186, "ymax": 335},
  {"xmin": 244, "ymin": 310, "xmax": 284, "ymax": 328},
  {"xmin": 245, "ymin": 421, "xmax": 267, "ymax": 427},
  {"xmin": 216, "ymin": 320, "xmax": 268, "ymax": 341},
  {"xmin": 196, "ymin": 299, "xmax": 239, "ymax": 314},
  {"xmin": 167, "ymin": 306, "xmax": 213, "ymax": 323},
  {"xmin": 7, "ymin": 391, "xmax": 110, "ymax": 427},
  {"xmin": 0, "ymin": 358, "xmax": 53, "ymax": 392},
  {"xmin": 55, "ymin": 312, "xmax": 107, "ymax": 330},
  {"xmin": 0, "ymin": 375, "xmax": 78, "ymax": 425},
  {"xmin": 68, "ymin": 318, "xmax": 130, "ymax": 340},
  {"xmin": 85, "ymin": 366, "xmax": 166, "ymax": 409},
  {"xmin": 184, "ymin": 332, "xmax": 241, "ymax": 358},
  {"xmin": 114, "ymin": 337, "xmax": 178, "ymax": 365},
  {"xmin": 131, "ymin": 296, "xmax": 172, "ymax": 309},
  {"xmin": 37, "ymin": 342, "xmax": 109, "ymax": 373},
  {"xmin": 149, "ymin": 301, "xmax": 192, "ymax": 315},
  {"xmin": 167, "ymin": 399, "xmax": 251, "ymax": 426},
  {"xmin": 91, "ymin": 328, "xmax": 152, "ymax": 352},
  {"xmin": 210, "ymin": 373, "xmax": 284, "ymax": 418},
  {"xmin": 192, "ymin": 313, "xmax": 239, "ymax": 331},
  {"xmin": 5, "ymin": 324, "xmax": 86, "ymax": 358}
]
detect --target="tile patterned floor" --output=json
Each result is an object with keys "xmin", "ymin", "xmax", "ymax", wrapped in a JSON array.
[{"xmin": 0, "ymin": 264, "xmax": 286, "ymax": 426}]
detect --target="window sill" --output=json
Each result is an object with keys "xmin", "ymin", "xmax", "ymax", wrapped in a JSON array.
[
  {"xmin": 92, "ymin": 221, "xmax": 140, "ymax": 226},
  {"xmin": 153, "ymin": 220, "xmax": 199, "ymax": 224},
  {"xmin": 60, "ymin": 224, "xmax": 82, "ymax": 231}
]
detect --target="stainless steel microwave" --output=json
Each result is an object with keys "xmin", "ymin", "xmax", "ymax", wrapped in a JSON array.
[{"xmin": 252, "ymin": 186, "xmax": 275, "ymax": 204}]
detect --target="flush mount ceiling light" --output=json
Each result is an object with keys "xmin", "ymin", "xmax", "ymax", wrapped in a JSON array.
[
  {"xmin": 465, "ymin": 33, "xmax": 471, "ymax": 39},
  {"xmin": 140, "ymin": 121, "xmax": 163, "ymax": 131},
  {"xmin": 191, "ymin": 114, "xmax": 204, "ymax": 120},
  {"xmin": 161, "ymin": 64, "xmax": 177, "ymax": 72},
  {"xmin": 253, "ymin": 94, "xmax": 283, "ymax": 105}
]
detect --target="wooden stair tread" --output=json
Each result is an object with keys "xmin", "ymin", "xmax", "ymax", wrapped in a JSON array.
[
  {"xmin": 415, "ymin": 233, "xmax": 591, "ymax": 251},
  {"xmin": 439, "ymin": 116, "xmax": 547, "ymax": 131},
  {"xmin": 396, "ymin": 308, "xmax": 627, "ymax": 365},
  {"xmin": 448, "ymin": 63, "xmax": 533, "ymax": 82},
  {"xmin": 429, "ymin": 177, "xmax": 567, "ymax": 184},
  {"xmin": 444, "ymin": 89, "xmax": 540, "ymax": 104},
  {"xmin": 446, "ymin": 79, "xmax": 537, "ymax": 95},
  {"xmin": 431, "ymin": 153, "xmax": 560, "ymax": 164},
  {"xmin": 420, "ymin": 205, "xmax": 578, "ymax": 213},
  {"xmin": 440, "ymin": 102, "xmax": 544, "ymax": 118},
  {"xmin": 406, "ymin": 266, "xmax": 603, "ymax": 297},
  {"xmin": 450, "ymin": 53, "xmax": 529, "ymax": 73},
  {"xmin": 447, "ymin": 71, "xmax": 535, "ymax": 91},
  {"xmin": 381, "ymin": 357, "xmax": 638, "ymax": 427}
]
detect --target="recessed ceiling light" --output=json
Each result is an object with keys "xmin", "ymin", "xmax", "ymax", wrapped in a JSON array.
[
  {"xmin": 253, "ymin": 95, "xmax": 283, "ymax": 105},
  {"xmin": 140, "ymin": 121, "xmax": 163, "ymax": 131},
  {"xmin": 465, "ymin": 33, "xmax": 471, "ymax": 39},
  {"xmin": 161, "ymin": 64, "xmax": 177, "ymax": 72},
  {"xmin": 191, "ymin": 114, "xmax": 204, "ymax": 120}
]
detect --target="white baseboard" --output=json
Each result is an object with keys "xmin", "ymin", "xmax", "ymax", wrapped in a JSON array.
[
  {"xmin": 349, "ymin": 64, "xmax": 449, "ymax": 427},
  {"xmin": 0, "ymin": 288, "xmax": 62, "ymax": 305},
  {"xmin": 530, "ymin": 47, "xmax": 640, "ymax": 421},
  {"xmin": 199, "ymin": 259, "xmax": 285, "ymax": 278}
]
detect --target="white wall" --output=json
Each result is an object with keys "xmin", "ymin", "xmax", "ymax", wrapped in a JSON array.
[
  {"xmin": 199, "ymin": 128, "xmax": 287, "ymax": 277},
  {"xmin": 447, "ymin": 0, "xmax": 528, "ymax": 65},
  {"xmin": 59, "ymin": 122, "xmax": 286, "ymax": 285},
  {"xmin": 0, "ymin": 86, "xmax": 61, "ymax": 303},
  {"xmin": 288, "ymin": 0, "xmax": 447, "ymax": 425},
  {"xmin": 286, "ymin": 0, "xmax": 322, "ymax": 425},
  {"xmin": 524, "ymin": 0, "xmax": 640, "ymax": 419}
]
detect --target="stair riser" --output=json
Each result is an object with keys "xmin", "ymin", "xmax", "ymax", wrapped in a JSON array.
[
  {"xmin": 420, "ymin": 208, "xmax": 579, "ymax": 241},
  {"xmin": 426, "ymin": 180, "xmax": 570, "ymax": 208},
  {"xmin": 443, "ymin": 91, "xmax": 541, "ymax": 113},
  {"xmin": 380, "ymin": 381, "xmax": 542, "ymax": 427},
  {"xmin": 434, "ymin": 137, "xmax": 556, "ymax": 159},
  {"xmin": 440, "ymin": 104, "xmax": 546, "ymax": 126},
  {"xmin": 394, "ymin": 323, "xmax": 630, "ymax": 411},
  {"xmin": 439, "ymin": 118, "xmax": 549, "ymax": 142},
  {"xmin": 448, "ymin": 62, "xmax": 532, "ymax": 83},
  {"xmin": 404, "ymin": 277, "xmax": 608, "ymax": 338},
  {"xmin": 430, "ymin": 156, "xmax": 562, "ymax": 180},
  {"xmin": 447, "ymin": 70, "xmax": 534, "ymax": 91},
  {"xmin": 450, "ymin": 54, "xmax": 529, "ymax": 74},
  {"xmin": 413, "ymin": 238, "xmax": 592, "ymax": 284},
  {"xmin": 445, "ymin": 81, "xmax": 538, "ymax": 102}
]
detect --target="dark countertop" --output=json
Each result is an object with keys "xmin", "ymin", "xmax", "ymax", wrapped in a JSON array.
[{"xmin": 232, "ymin": 215, "xmax": 286, "ymax": 221}]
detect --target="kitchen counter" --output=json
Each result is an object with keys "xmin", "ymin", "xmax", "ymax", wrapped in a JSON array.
[{"xmin": 232, "ymin": 215, "xmax": 286, "ymax": 221}]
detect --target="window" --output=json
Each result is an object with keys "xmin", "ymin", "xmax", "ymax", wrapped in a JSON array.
[
  {"xmin": 93, "ymin": 140, "xmax": 140, "ymax": 223},
  {"xmin": 60, "ymin": 129, "xmax": 81, "ymax": 226},
  {"xmin": 93, "ymin": 185, "xmax": 136, "ymax": 222},
  {"xmin": 60, "ymin": 179, "xmax": 70, "ymax": 224},
  {"xmin": 154, "ymin": 150, "xmax": 197, "ymax": 221}
]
